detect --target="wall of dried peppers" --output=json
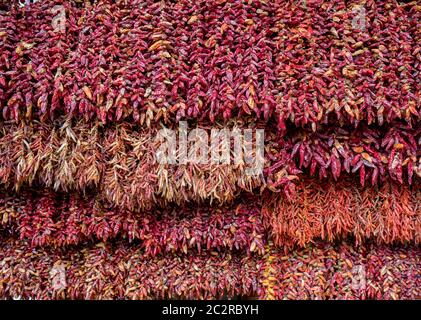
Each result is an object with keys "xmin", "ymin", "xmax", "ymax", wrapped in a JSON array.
[{"xmin": 0, "ymin": 0, "xmax": 419, "ymax": 300}]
